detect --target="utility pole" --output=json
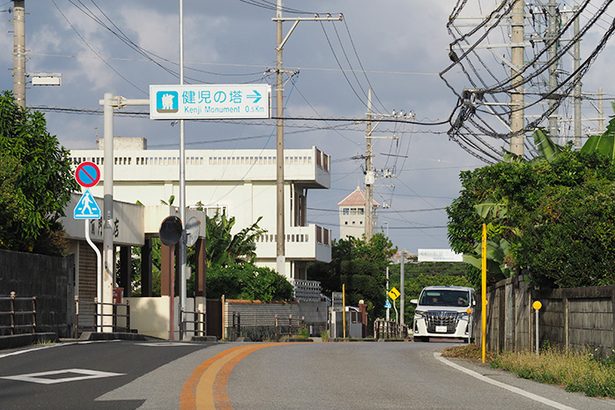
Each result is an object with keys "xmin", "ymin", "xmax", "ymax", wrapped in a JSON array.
[
  {"xmin": 509, "ymin": 0, "xmax": 525, "ymax": 156},
  {"xmin": 547, "ymin": 0, "xmax": 559, "ymax": 139},
  {"xmin": 365, "ymin": 89, "xmax": 374, "ymax": 241},
  {"xmin": 273, "ymin": 1, "xmax": 342, "ymax": 277},
  {"xmin": 598, "ymin": 88, "xmax": 604, "ymax": 131},
  {"xmin": 573, "ymin": 6, "xmax": 582, "ymax": 149},
  {"xmin": 178, "ymin": 0, "xmax": 187, "ymax": 340},
  {"xmin": 102, "ymin": 93, "xmax": 114, "ymax": 333},
  {"xmin": 12, "ymin": 0, "xmax": 26, "ymax": 108}
]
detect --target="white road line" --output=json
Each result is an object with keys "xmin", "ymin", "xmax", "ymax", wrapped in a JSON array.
[
  {"xmin": 434, "ymin": 352, "xmax": 577, "ymax": 410},
  {"xmin": 0, "ymin": 344, "xmax": 58, "ymax": 359},
  {"xmin": 0, "ymin": 368, "xmax": 124, "ymax": 384}
]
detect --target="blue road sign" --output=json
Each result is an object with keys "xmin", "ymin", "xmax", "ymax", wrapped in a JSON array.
[
  {"xmin": 73, "ymin": 190, "xmax": 101, "ymax": 220},
  {"xmin": 384, "ymin": 300, "xmax": 392, "ymax": 309}
]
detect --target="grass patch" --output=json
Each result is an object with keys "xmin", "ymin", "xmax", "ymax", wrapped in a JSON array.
[
  {"xmin": 441, "ymin": 344, "xmax": 495, "ymax": 361},
  {"xmin": 442, "ymin": 345, "xmax": 615, "ymax": 398},
  {"xmin": 492, "ymin": 348, "xmax": 615, "ymax": 398}
]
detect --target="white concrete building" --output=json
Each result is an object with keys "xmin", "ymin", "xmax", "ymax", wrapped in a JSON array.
[{"xmin": 70, "ymin": 137, "xmax": 332, "ymax": 281}]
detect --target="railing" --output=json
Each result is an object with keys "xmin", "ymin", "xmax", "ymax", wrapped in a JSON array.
[
  {"xmin": 291, "ymin": 279, "xmax": 322, "ymax": 303},
  {"xmin": 93, "ymin": 299, "xmax": 131, "ymax": 333},
  {"xmin": 225, "ymin": 312, "xmax": 306, "ymax": 342},
  {"xmin": 0, "ymin": 292, "xmax": 36, "ymax": 335},
  {"xmin": 373, "ymin": 319, "xmax": 408, "ymax": 340},
  {"xmin": 180, "ymin": 309, "xmax": 206, "ymax": 339}
]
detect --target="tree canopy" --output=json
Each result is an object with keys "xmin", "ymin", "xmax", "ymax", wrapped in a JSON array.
[
  {"xmin": 0, "ymin": 91, "xmax": 77, "ymax": 254},
  {"xmin": 309, "ymin": 233, "xmax": 396, "ymax": 319},
  {"xmin": 447, "ymin": 148, "xmax": 615, "ymax": 288}
]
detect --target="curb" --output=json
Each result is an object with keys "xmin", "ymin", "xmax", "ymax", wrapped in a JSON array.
[{"xmin": 0, "ymin": 332, "xmax": 58, "ymax": 350}]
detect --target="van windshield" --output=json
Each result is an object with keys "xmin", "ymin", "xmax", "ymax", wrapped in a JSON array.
[{"xmin": 419, "ymin": 290, "xmax": 470, "ymax": 307}]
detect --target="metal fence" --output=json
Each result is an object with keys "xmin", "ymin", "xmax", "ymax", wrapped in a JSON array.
[
  {"xmin": 0, "ymin": 292, "xmax": 37, "ymax": 336},
  {"xmin": 373, "ymin": 319, "xmax": 407, "ymax": 340},
  {"xmin": 92, "ymin": 300, "xmax": 131, "ymax": 333},
  {"xmin": 225, "ymin": 312, "xmax": 307, "ymax": 341},
  {"xmin": 180, "ymin": 309, "xmax": 206, "ymax": 339}
]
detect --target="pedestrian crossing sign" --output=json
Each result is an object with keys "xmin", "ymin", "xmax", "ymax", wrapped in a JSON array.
[{"xmin": 73, "ymin": 190, "xmax": 101, "ymax": 220}]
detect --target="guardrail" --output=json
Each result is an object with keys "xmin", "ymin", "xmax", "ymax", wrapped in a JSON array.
[
  {"xmin": 93, "ymin": 300, "xmax": 131, "ymax": 333},
  {"xmin": 180, "ymin": 309, "xmax": 206, "ymax": 339},
  {"xmin": 373, "ymin": 318, "xmax": 407, "ymax": 340},
  {"xmin": 0, "ymin": 292, "xmax": 36, "ymax": 335}
]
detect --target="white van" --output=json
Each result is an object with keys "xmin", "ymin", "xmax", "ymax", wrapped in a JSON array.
[{"xmin": 410, "ymin": 286, "xmax": 475, "ymax": 343}]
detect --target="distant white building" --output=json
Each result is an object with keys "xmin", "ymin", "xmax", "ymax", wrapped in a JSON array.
[
  {"xmin": 70, "ymin": 137, "xmax": 332, "ymax": 281},
  {"xmin": 337, "ymin": 186, "xmax": 379, "ymax": 240}
]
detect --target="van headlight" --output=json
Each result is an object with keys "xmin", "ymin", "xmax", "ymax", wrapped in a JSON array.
[{"xmin": 414, "ymin": 310, "xmax": 425, "ymax": 319}]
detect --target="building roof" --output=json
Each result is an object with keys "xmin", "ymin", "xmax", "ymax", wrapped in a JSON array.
[{"xmin": 337, "ymin": 186, "xmax": 379, "ymax": 207}]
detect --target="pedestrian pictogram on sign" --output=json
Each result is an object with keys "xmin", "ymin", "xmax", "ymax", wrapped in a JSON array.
[
  {"xmin": 384, "ymin": 300, "xmax": 392, "ymax": 309},
  {"xmin": 73, "ymin": 190, "xmax": 101, "ymax": 220},
  {"xmin": 75, "ymin": 161, "xmax": 101, "ymax": 188},
  {"xmin": 388, "ymin": 287, "xmax": 401, "ymax": 301}
]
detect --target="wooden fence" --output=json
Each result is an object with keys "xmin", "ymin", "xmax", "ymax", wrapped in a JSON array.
[{"xmin": 477, "ymin": 278, "xmax": 615, "ymax": 355}]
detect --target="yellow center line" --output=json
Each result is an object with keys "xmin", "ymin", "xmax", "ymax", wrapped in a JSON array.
[{"xmin": 180, "ymin": 343, "xmax": 293, "ymax": 410}]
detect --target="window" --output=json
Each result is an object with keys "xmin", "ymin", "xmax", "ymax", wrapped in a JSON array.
[{"xmin": 342, "ymin": 208, "xmax": 349, "ymax": 215}]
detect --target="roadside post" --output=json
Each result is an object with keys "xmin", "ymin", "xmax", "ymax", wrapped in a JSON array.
[
  {"xmin": 342, "ymin": 284, "xmax": 346, "ymax": 339},
  {"xmin": 533, "ymin": 300, "xmax": 542, "ymax": 355},
  {"xmin": 481, "ymin": 223, "xmax": 487, "ymax": 364},
  {"xmin": 73, "ymin": 162, "xmax": 103, "ymax": 331}
]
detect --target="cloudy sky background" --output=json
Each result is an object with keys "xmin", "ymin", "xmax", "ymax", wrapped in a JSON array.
[{"xmin": 1, "ymin": 0, "xmax": 613, "ymax": 253}]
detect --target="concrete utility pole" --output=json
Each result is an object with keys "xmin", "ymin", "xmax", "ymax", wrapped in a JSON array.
[
  {"xmin": 273, "ymin": 0, "xmax": 342, "ymax": 276},
  {"xmin": 509, "ymin": 0, "xmax": 525, "ymax": 156},
  {"xmin": 365, "ymin": 89, "xmax": 374, "ymax": 241},
  {"xmin": 12, "ymin": 0, "xmax": 26, "ymax": 108},
  {"xmin": 573, "ymin": 6, "xmax": 582, "ymax": 149},
  {"xmin": 547, "ymin": 0, "xmax": 560, "ymax": 139},
  {"xmin": 102, "ymin": 93, "xmax": 114, "ymax": 332},
  {"xmin": 178, "ymin": 0, "xmax": 187, "ymax": 340}
]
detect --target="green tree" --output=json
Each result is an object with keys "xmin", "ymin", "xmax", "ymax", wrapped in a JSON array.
[
  {"xmin": 447, "ymin": 149, "xmax": 615, "ymax": 288},
  {"xmin": 206, "ymin": 263, "xmax": 293, "ymax": 302},
  {"xmin": 309, "ymin": 233, "xmax": 396, "ymax": 320},
  {"xmin": 0, "ymin": 91, "xmax": 77, "ymax": 254}
]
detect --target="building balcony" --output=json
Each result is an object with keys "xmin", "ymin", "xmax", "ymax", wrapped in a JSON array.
[
  {"xmin": 255, "ymin": 224, "xmax": 332, "ymax": 263},
  {"xmin": 70, "ymin": 146, "xmax": 330, "ymax": 188}
]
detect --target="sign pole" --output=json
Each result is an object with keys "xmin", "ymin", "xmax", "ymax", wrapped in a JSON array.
[
  {"xmin": 342, "ymin": 284, "xmax": 346, "ymax": 339},
  {"xmin": 533, "ymin": 300, "xmax": 542, "ymax": 355},
  {"xmin": 481, "ymin": 223, "xmax": 487, "ymax": 364},
  {"xmin": 84, "ymin": 219, "xmax": 102, "ymax": 332},
  {"xmin": 177, "ymin": 0, "xmax": 187, "ymax": 342}
]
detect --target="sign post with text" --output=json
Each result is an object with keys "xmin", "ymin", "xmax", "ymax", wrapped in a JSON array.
[{"xmin": 149, "ymin": 84, "xmax": 271, "ymax": 120}]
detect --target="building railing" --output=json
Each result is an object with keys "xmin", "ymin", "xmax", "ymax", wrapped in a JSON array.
[
  {"xmin": 255, "ymin": 225, "xmax": 331, "ymax": 246},
  {"xmin": 0, "ymin": 292, "xmax": 36, "ymax": 335},
  {"xmin": 291, "ymin": 279, "xmax": 322, "ymax": 303}
]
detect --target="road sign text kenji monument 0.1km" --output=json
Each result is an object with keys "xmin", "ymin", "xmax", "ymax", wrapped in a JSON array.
[{"xmin": 149, "ymin": 84, "xmax": 271, "ymax": 120}]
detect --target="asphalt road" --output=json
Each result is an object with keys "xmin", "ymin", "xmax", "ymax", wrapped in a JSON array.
[{"xmin": 2, "ymin": 340, "xmax": 615, "ymax": 409}]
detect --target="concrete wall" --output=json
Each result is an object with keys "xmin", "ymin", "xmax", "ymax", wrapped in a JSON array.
[
  {"xmin": 478, "ymin": 279, "xmax": 615, "ymax": 355},
  {"xmin": 0, "ymin": 249, "xmax": 75, "ymax": 337}
]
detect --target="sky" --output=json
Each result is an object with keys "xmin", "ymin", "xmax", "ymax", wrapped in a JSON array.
[{"xmin": 1, "ymin": 0, "xmax": 614, "ymax": 254}]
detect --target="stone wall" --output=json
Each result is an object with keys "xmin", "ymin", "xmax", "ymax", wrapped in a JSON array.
[{"xmin": 0, "ymin": 249, "xmax": 75, "ymax": 337}]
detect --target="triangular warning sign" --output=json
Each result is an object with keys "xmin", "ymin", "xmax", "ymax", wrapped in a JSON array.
[{"xmin": 73, "ymin": 190, "xmax": 101, "ymax": 220}]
